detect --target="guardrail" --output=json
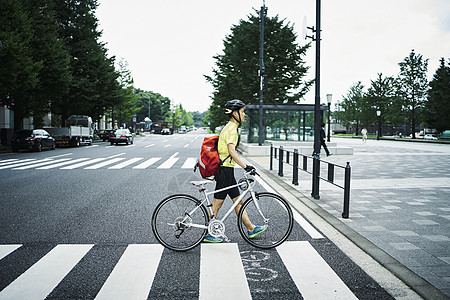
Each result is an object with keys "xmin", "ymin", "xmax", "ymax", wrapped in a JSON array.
[{"xmin": 270, "ymin": 144, "xmax": 351, "ymax": 218}]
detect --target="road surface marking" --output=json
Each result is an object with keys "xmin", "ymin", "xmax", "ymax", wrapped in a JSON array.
[
  {"xmin": 60, "ymin": 158, "xmax": 108, "ymax": 169},
  {"xmin": 0, "ymin": 244, "xmax": 22, "ymax": 260},
  {"xmin": 277, "ymin": 241, "xmax": 357, "ymax": 299},
  {"xmin": 0, "ymin": 159, "xmax": 50, "ymax": 170},
  {"xmin": 132, "ymin": 158, "xmax": 161, "ymax": 169},
  {"xmin": 37, "ymin": 158, "xmax": 89, "ymax": 169},
  {"xmin": 13, "ymin": 158, "xmax": 72, "ymax": 170},
  {"xmin": 200, "ymin": 243, "xmax": 251, "ymax": 300},
  {"xmin": 181, "ymin": 157, "xmax": 197, "ymax": 169},
  {"xmin": 95, "ymin": 244, "xmax": 163, "ymax": 300},
  {"xmin": 85, "ymin": 158, "xmax": 125, "ymax": 169},
  {"xmin": 0, "ymin": 244, "xmax": 93, "ymax": 300},
  {"xmin": 109, "ymin": 158, "xmax": 144, "ymax": 169},
  {"xmin": 157, "ymin": 153, "xmax": 179, "ymax": 169}
]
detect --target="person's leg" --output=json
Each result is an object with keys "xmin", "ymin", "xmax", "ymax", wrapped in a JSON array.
[
  {"xmin": 231, "ymin": 195, "xmax": 254, "ymax": 231},
  {"xmin": 321, "ymin": 140, "xmax": 330, "ymax": 156},
  {"xmin": 211, "ymin": 198, "xmax": 224, "ymax": 218}
]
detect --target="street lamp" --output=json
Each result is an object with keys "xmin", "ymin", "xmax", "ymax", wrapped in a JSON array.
[
  {"xmin": 326, "ymin": 94, "xmax": 332, "ymax": 142},
  {"xmin": 376, "ymin": 110, "xmax": 381, "ymax": 140}
]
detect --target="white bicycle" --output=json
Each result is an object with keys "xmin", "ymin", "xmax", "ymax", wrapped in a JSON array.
[{"xmin": 152, "ymin": 170, "xmax": 293, "ymax": 251}]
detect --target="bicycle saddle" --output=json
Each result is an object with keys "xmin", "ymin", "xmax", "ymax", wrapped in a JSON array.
[{"xmin": 190, "ymin": 180, "xmax": 213, "ymax": 186}]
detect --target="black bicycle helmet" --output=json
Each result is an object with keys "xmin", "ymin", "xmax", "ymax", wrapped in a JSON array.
[{"xmin": 224, "ymin": 99, "xmax": 245, "ymax": 115}]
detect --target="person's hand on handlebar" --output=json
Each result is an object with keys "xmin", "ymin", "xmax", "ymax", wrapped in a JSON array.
[{"xmin": 244, "ymin": 165, "xmax": 257, "ymax": 175}]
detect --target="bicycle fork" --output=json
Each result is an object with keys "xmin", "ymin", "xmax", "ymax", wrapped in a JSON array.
[{"xmin": 252, "ymin": 191, "xmax": 270, "ymax": 224}]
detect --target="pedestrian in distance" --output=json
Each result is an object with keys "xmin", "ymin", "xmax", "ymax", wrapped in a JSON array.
[
  {"xmin": 203, "ymin": 99, "xmax": 268, "ymax": 243},
  {"xmin": 361, "ymin": 127, "xmax": 368, "ymax": 143},
  {"xmin": 320, "ymin": 122, "xmax": 331, "ymax": 157}
]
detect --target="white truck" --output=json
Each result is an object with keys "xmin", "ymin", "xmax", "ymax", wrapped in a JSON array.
[{"xmin": 45, "ymin": 115, "xmax": 94, "ymax": 147}]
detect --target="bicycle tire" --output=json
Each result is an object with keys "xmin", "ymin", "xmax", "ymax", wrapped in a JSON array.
[
  {"xmin": 152, "ymin": 194, "xmax": 209, "ymax": 251},
  {"xmin": 238, "ymin": 192, "xmax": 293, "ymax": 249}
]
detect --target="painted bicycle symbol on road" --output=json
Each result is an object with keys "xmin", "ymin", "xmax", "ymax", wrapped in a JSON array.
[{"xmin": 240, "ymin": 250, "xmax": 278, "ymax": 282}]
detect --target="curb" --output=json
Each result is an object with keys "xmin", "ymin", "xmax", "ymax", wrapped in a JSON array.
[{"xmin": 245, "ymin": 155, "xmax": 448, "ymax": 300}]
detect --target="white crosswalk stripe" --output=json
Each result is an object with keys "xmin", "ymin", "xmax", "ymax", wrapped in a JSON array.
[
  {"xmin": 0, "ymin": 242, "xmax": 359, "ymax": 299},
  {"xmin": 0, "ymin": 156, "xmax": 199, "ymax": 170},
  {"xmin": 0, "ymin": 244, "xmax": 93, "ymax": 299}
]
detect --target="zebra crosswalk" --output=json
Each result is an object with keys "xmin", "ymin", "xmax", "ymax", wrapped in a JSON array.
[
  {"xmin": 0, "ymin": 242, "xmax": 358, "ymax": 299},
  {"xmin": 0, "ymin": 154, "xmax": 197, "ymax": 171}
]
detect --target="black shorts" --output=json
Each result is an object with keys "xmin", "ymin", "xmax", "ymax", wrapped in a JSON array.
[{"xmin": 214, "ymin": 166, "xmax": 240, "ymax": 200}]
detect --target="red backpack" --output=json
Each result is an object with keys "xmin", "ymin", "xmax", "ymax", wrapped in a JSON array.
[{"xmin": 195, "ymin": 135, "xmax": 230, "ymax": 180}]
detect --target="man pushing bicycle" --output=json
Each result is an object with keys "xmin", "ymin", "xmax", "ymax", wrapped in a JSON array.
[{"xmin": 203, "ymin": 99, "xmax": 268, "ymax": 243}]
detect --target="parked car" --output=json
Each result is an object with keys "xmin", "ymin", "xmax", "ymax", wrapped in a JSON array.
[
  {"xmin": 98, "ymin": 129, "xmax": 115, "ymax": 141},
  {"xmin": 161, "ymin": 128, "xmax": 172, "ymax": 135},
  {"xmin": 424, "ymin": 134, "xmax": 437, "ymax": 140},
  {"xmin": 11, "ymin": 129, "xmax": 56, "ymax": 152},
  {"xmin": 109, "ymin": 129, "xmax": 133, "ymax": 145}
]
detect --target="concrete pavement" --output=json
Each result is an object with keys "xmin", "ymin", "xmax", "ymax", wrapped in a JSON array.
[{"xmin": 243, "ymin": 138, "xmax": 450, "ymax": 299}]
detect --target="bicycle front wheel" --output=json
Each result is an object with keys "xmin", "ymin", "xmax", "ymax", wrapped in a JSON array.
[
  {"xmin": 152, "ymin": 194, "xmax": 209, "ymax": 251},
  {"xmin": 238, "ymin": 192, "xmax": 293, "ymax": 249}
]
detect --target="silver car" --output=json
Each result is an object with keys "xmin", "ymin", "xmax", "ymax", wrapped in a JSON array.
[{"xmin": 110, "ymin": 129, "xmax": 134, "ymax": 145}]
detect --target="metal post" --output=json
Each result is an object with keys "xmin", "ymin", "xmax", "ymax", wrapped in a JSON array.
[
  {"xmin": 278, "ymin": 146, "xmax": 284, "ymax": 177},
  {"xmin": 311, "ymin": 154, "xmax": 320, "ymax": 199},
  {"xmin": 303, "ymin": 155, "xmax": 308, "ymax": 171},
  {"xmin": 293, "ymin": 149, "xmax": 299, "ymax": 185},
  {"xmin": 270, "ymin": 144, "xmax": 273, "ymax": 170},
  {"xmin": 312, "ymin": 0, "xmax": 322, "ymax": 198},
  {"xmin": 342, "ymin": 162, "xmax": 351, "ymax": 218},
  {"xmin": 258, "ymin": 5, "xmax": 265, "ymax": 146},
  {"xmin": 327, "ymin": 163, "xmax": 334, "ymax": 182},
  {"xmin": 327, "ymin": 102, "xmax": 331, "ymax": 142}
]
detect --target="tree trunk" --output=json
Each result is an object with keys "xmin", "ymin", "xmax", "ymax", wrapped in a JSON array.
[
  {"xmin": 13, "ymin": 109, "xmax": 23, "ymax": 131},
  {"xmin": 411, "ymin": 106, "xmax": 416, "ymax": 139}
]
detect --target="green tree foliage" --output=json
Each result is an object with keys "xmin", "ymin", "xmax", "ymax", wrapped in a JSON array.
[
  {"xmin": 424, "ymin": 58, "xmax": 450, "ymax": 133},
  {"xmin": 0, "ymin": 0, "xmax": 42, "ymax": 130},
  {"xmin": 397, "ymin": 49, "xmax": 429, "ymax": 138},
  {"xmin": 205, "ymin": 8, "xmax": 313, "ymax": 129},
  {"xmin": 22, "ymin": 0, "xmax": 72, "ymax": 128},
  {"xmin": 366, "ymin": 73, "xmax": 402, "ymax": 130},
  {"xmin": 53, "ymin": 0, "xmax": 122, "ymax": 123},
  {"xmin": 339, "ymin": 82, "xmax": 365, "ymax": 134},
  {"xmin": 135, "ymin": 90, "xmax": 171, "ymax": 124},
  {"xmin": 114, "ymin": 59, "xmax": 140, "ymax": 127}
]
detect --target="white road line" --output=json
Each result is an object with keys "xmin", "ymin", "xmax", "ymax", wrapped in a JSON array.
[
  {"xmin": 37, "ymin": 158, "xmax": 90, "ymax": 169},
  {"xmin": 13, "ymin": 158, "xmax": 72, "ymax": 170},
  {"xmin": 60, "ymin": 158, "xmax": 108, "ymax": 169},
  {"xmin": 0, "ymin": 159, "xmax": 19, "ymax": 163},
  {"xmin": 124, "ymin": 144, "xmax": 135, "ymax": 148},
  {"xmin": 277, "ymin": 241, "xmax": 357, "ymax": 300},
  {"xmin": 181, "ymin": 157, "xmax": 197, "ymax": 169},
  {"xmin": 95, "ymin": 244, "xmax": 163, "ymax": 300},
  {"xmin": 132, "ymin": 158, "xmax": 161, "ymax": 169},
  {"xmin": 0, "ymin": 244, "xmax": 22, "ymax": 260},
  {"xmin": 0, "ymin": 159, "xmax": 49, "ymax": 170},
  {"xmin": 164, "ymin": 144, "xmax": 171, "ymax": 148},
  {"xmin": 109, "ymin": 158, "xmax": 143, "ymax": 169},
  {"xmin": 291, "ymin": 210, "xmax": 324, "ymax": 239},
  {"xmin": 85, "ymin": 158, "xmax": 125, "ymax": 169},
  {"xmin": 0, "ymin": 159, "xmax": 33, "ymax": 167},
  {"xmin": 105, "ymin": 146, "xmax": 115, "ymax": 148},
  {"xmin": 184, "ymin": 144, "xmax": 189, "ymax": 148},
  {"xmin": 47, "ymin": 153, "xmax": 73, "ymax": 159},
  {"xmin": 0, "ymin": 244, "xmax": 93, "ymax": 300},
  {"xmin": 145, "ymin": 144, "xmax": 155, "ymax": 148},
  {"xmin": 199, "ymin": 243, "xmax": 251, "ymax": 300},
  {"xmin": 254, "ymin": 176, "xmax": 323, "ymax": 239},
  {"xmin": 157, "ymin": 153, "xmax": 179, "ymax": 169},
  {"xmin": 107, "ymin": 153, "xmax": 126, "ymax": 159}
]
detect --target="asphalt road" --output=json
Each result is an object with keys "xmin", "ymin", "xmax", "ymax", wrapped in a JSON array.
[{"xmin": 0, "ymin": 131, "xmax": 395, "ymax": 299}]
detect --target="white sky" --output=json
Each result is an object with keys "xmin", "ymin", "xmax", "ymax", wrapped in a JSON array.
[{"xmin": 96, "ymin": 0, "xmax": 450, "ymax": 113}]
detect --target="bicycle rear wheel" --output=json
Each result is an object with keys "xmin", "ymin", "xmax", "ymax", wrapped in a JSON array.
[
  {"xmin": 152, "ymin": 194, "xmax": 209, "ymax": 251},
  {"xmin": 238, "ymin": 192, "xmax": 293, "ymax": 249}
]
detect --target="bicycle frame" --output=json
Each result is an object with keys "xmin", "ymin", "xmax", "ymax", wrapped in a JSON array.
[{"xmin": 182, "ymin": 173, "xmax": 267, "ymax": 230}]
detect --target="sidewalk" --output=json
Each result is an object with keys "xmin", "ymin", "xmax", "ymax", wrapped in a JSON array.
[{"xmin": 243, "ymin": 138, "xmax": 450, "ymax": 299}]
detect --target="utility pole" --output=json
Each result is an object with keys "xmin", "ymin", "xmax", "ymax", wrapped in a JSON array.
[
  {"xmin": 258, "ymin": 1, "xmax": 265, "ymax": 146},
  {"xmin": 311, "ymin": 0, "xmax": 321, "ymax": 199}
]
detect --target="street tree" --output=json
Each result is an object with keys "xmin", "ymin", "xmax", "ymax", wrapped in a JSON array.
[
  {"xmin": 424, "ymin": 58, "xmax": 450, "ymax": 133},
  {"xmin": 397, "ymin": 49, "xmax": 429, "ymax": 138},
  {"xmin": 0, "ymin": 0, "xmax": 42, "ymax": 130},
  {"xmin": 22, "ymin": 0, "xmax": 72, "ymax": 128},
  {"xmin": 205, "ymin": 8, "xmax": 313, "ymax": 128},
  {"xmin": 339, "ymin": 82, "xmax": 365, "ymax": 135},
  {"xmin": 365, "ymin": 73, "xmax": 402, "ymax": 131}
]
